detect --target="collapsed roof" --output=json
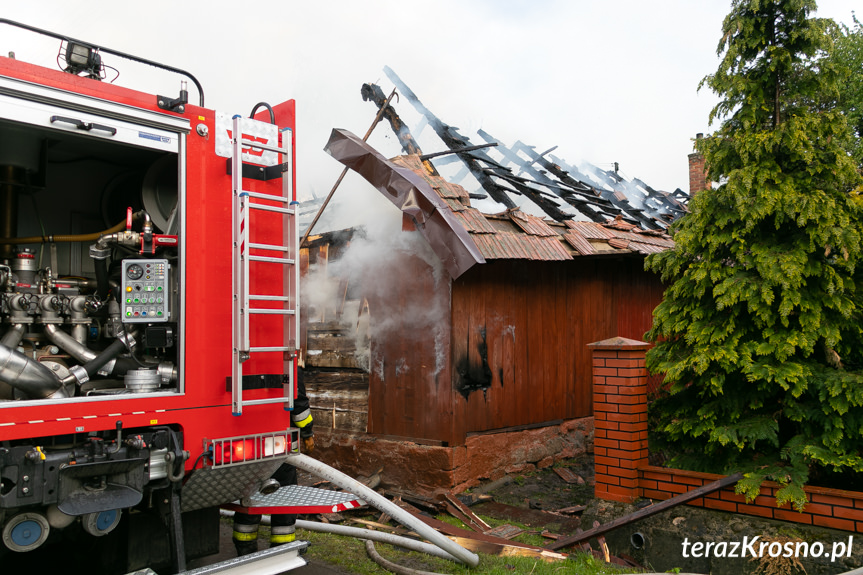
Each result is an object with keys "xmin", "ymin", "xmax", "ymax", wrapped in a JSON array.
[{"xmin": 363, "ymin": 67, "xmax": 690, "ymax": 233}]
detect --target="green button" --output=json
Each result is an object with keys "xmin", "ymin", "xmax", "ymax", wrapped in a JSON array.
[
  {"xmin": 126, "ymin": 298, "xmax": 132, "ymax": 304},
  {"xmin": 157, "ymin": 286, "xmax": 163, "ymax": 292},
  {"xmin": 126, "ymin": 311, "xmax": 132, "ymax": 317},
  {"xmin": 157, "ymin": 311, "xmax": 163, "ymax": 316},
  {"xmin": 133, "ymin": 298, "xmax": 139, "ymax": 304}
]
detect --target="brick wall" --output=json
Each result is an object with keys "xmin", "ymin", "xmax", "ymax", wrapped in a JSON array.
[
  {"xmin": 590, "ymin": 336, "xmax": 863, "ymax": 534},
  {"xmin": 641, "ymin": 466, "xmax": 863, "ymax": 533},
  {"xmin": 688, "ymin": 133, "xmax": 709, "ymax": 196}
]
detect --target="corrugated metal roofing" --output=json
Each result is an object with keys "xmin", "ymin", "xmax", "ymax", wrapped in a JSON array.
[
  {"xmin": 453, "ymin": 208, "xmax": 498, "ymax": 234},
  {"xmin": 563, "ymin": 230, "xmax": 597, "ymax": 256},
  {"xmin": 608, "ymin": 237, "xmax": 631, "ymax": 250},
  {"xmin": 630, "ymin": 242, "xmax": 671, "ymax": 255},
  {"xmin": 508, "ymin": 210, "xmax": 559, "ymax": 237},
  {"xmin": 565, "ymin": 221, "xmax": 616, "ymax": 240},
  {"xmin": 393, "ymin": 155, "xmax": 675, "ymax": 262}
]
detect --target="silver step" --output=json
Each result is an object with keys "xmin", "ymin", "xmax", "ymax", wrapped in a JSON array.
[{"xmin": 176, "ymin": 540, "xmax": 308, "ymax": 575}]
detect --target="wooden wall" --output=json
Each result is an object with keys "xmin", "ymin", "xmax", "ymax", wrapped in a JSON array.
[
  {"xmin": 364, "ymin": 250, "xmax": 456, "ymax": 444},
  {"xmin": 365, "ymin": 255, "xmax": 665, "ymax": 447}
]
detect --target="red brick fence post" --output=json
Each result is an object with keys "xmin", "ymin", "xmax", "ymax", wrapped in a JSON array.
[{"xmin": 588, "ymin": 337, "xmax": 650, "ymax": 503}]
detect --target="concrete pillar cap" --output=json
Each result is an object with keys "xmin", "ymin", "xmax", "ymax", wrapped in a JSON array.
[{"xmin": 587, "ymin": 336, "xmax": 651, "ymax": 350}]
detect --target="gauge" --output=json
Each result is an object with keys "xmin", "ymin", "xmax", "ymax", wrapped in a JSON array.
[{"xmin": 126, "ymin": 263, "xmax": 144, "ymax": 280}]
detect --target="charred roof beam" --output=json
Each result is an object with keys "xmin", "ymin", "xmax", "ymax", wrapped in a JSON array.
[
  {"xmin": 361, "ymin": 83, "xmax": 423, "ymax": 157},
  {"xmin": 383, "ymin": 67, "xmax": 519, "ymax": 212}
]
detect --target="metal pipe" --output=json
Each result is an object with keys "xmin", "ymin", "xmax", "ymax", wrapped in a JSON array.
[
  {"xmin": 0, "ymin": 343, "xmax": 68, "ymax": 398},
  {"xmin": 0, "ymin": 212, "xmax": 144, "ymax": 245},
  {"xmin": 218, "ymin": 510, "xmax": 462, "ymax": 564},
  {"xmin": 286, "ymin": 453, "xmax": 479, "ymax": 567},
  {"xmin": 0, "ymin": 324, "xmax": 26, "ymax": 348},
  {"xmin": 43, "ymin": 324, "xmax": 97, "ymax": 362}
]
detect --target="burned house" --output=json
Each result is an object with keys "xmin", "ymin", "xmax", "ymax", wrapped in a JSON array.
[{"xmin": 300, "ymin": 72, "xmax": 684, "ymax": 495}]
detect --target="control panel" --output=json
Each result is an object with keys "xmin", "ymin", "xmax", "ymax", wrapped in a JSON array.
[{"xmin": 121, "ymin": 259, "xmax": 170, "ymax": 323}]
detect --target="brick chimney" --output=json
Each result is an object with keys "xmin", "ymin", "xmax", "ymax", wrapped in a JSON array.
[{"xmin": 688, "ymin": 133, "xmax": 709, "ymax": 196}]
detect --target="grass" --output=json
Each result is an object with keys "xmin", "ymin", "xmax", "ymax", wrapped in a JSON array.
[{"xmin": 277, "ymin": 513, "xmax": 638, "ymax": 575}]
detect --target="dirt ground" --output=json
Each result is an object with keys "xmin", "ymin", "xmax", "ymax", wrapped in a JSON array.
[{"xmin": 480, "ymin": 455, "xmax": 596, "ymax": 512}]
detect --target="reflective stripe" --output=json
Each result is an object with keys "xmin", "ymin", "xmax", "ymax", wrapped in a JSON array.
[
  {"xmin": 294, "ymin": 413, "xmax": 313, "ymax": 428},
  {"xmin": 232, "ymin": 531, "xmax": 258, "ymax": 541},
  {"xmin": 292, "ymin": 409, "xmax": 311, "ymax": 425},
  {"xmin": 271, "ymin": 525, "xmax": 296, "ymax": 535},
  {"xmin": 233, "ymin": 522, "xmax": 259, "ymax": 534},
  {"xmin": 270, "ymin": 533, "xmax": 296, "ymax": 544}
]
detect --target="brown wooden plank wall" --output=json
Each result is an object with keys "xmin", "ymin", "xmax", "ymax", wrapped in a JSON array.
[
  {"xmin": 448, "ymin": 258, "xmax": 663, "ymax": 445},
  {"xmin": 363, "ymin": 254, "xmax": 664, "ymax": 446},
  {"xmin": 365, "ymin": 251, "xmax": 456, "ymax": 445}
]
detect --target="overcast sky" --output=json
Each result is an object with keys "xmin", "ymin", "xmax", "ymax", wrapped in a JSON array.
[{"xmin": 2, "ymin": 1, "xmax": 859, "ymax": 222}]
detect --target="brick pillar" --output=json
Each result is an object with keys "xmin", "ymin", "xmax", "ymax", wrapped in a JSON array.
[
  {"xmin": 589, "ymin": 336, "xmax": 650, "ymax": 503},
  {"xmin": 688, "ymin": 133, "xmax": 709, "ymax": 197}
]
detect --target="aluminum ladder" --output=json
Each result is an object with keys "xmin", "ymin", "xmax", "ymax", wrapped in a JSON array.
[{"xmin": 230, "ymin": 114, "xmax": 299, "ymax": 415}]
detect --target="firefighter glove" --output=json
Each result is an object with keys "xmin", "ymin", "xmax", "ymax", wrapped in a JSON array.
[{"xmin": 302, "ymin": 435, "xmax": 315, "ymax": 455}]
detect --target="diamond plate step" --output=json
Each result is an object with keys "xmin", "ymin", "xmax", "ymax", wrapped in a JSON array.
[{"xmin": 223, "ymin": 484, "xmax": 365, "ymax": 515}]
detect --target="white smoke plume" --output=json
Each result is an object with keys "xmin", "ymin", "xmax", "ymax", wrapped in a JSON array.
[{"xmin": 301, "ymin": 179, "xmax": 450, "ymax": 377}]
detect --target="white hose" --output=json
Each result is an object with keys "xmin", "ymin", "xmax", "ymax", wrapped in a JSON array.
[
  {"xmin": 286, "ymin": 453, "xmax": 479, "ymax": 567},
  {"xmin": 219, "ymin": 509, "xmax": 462, "ymax": 563}
]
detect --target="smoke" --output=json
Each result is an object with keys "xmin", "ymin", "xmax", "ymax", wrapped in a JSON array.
[{"xmin": 301, "ymin": 181, "xmax": 450, "ymax": 377}]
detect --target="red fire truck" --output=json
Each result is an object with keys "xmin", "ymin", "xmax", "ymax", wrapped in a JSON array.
[{"xmin": 0, "ymin": 19, "xmax": 321, "ymax": 573}]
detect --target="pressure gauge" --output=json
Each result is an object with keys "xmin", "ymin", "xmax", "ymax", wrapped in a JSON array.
[{"xmin": 126, "ymin": 263, "xmax": 144, "ymax": 280}]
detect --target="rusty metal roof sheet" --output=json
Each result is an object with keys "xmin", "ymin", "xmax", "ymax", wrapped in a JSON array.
[
  {"xmin": 472, "ymin": 232, "xmax": 531, "ymax": 259},
  {"xmin": 453, "ymin": 207, "xmax": 498, "ymax": 234},
  {"xmin": 524, "ymin": 235, "xmax": 573, "ymax": 260},
  {"xmin": 392, "ymin": 155, "xmax": 471, "ymax": 202},
  {"xmin": 381, "ymin": 153, "xmax": 676, "ymax": 263},
  {"xmin": 563, "ymin": 230, "xmax": 597, "ymax": 256},
  {"xmin": 630, "ymin": 242, "xmax": 670, "ymax": 255},
  {"xmin": 608, "ymin": 237, "xmax": 631, "ymax": 250},
  {"xmin": 508, "ymin": 210, "xmax": 559, "ymax": 237},
  {"xmin": 443, "ymin": 197, "xmax": 467, "ymax": 212},
  {"xmin": 565, "ymin": 221, "xmax": 616, "ymax": 240}
]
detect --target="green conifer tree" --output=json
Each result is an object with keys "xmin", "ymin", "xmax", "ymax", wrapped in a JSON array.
[{"xmin": 646, "ymin": 0, "xmax": 863, "ymax": 509}]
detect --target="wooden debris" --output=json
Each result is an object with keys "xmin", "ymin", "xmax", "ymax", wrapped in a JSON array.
[
  {"xmin": 440, "ymin": 499, "xmax": 478, "ymax": 531},
  {"xmin": 484, "ymin": 524, "xmax": 524, "ymax": 540},
  {"xmin": 444, "ymin": 493, "xmax": 491, "ymax": 532},
  {"xmin": 597, "ymin": 535, "xmax": 611, "ymax": 563},
  {"xmin": 540, "ymin": 530, "xmax": 560, "ymax": 540},
  {"xmin": 348, "ymin": 518, "xmax": 418, "ymax": 538},
  {"xmin": 456, "ymin": 493, "xmax": 493, "ymax": 507},
  {"xmin": 555, "ymin": 504, "xmax": 586, "ymax": 515},
  {"xmin": 320, "ymin": 513, "xmax": 344, "ymax": 523},
  {"xmin": 447, "ymin": 536, "xmax": 567, "ymax": 563},
  {"xmin": 404, "ymin": 509, "xmax": 554, "ymax": 554},
  {"xmin": 552, "ymin": 467, "xmax": 585, "ymax": 485}
]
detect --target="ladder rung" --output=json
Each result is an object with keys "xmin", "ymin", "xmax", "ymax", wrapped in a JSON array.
[
  {"xmin": 242, "ymin": 191, "xmax": 290, "ymax": 203},
  {"xmin": 249, "ymin": 308, "xmax": 296, "ymax": 315},
  {"xmin": 242, "ymin": 397, "xmax": 292, "ymax": 407},
  {"xmin": 248, "ymin": 255, "xmax": 295, "ymax": 265},
  {"xmin": 249, "ymin": 295, "xmax": 291, "ymax": 302},
  {"xmin": 240, "ymin": 138, "xmax": 288, "ymax": 155},
  {"xmin": 249, "ymin": 242, "xmax": 289, "ymax": 252},
  {"xmin": 249, "ymin": 346, "xmax": 294, "ymax": 352},
  {"xmin": 245, "ymin": 203, "xmax": 295, "ymax": 215}
]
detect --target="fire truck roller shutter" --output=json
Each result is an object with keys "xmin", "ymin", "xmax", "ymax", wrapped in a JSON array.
[{"xmin": 141, "ymin": 155, "xmax": 178, "ymax": 234}]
